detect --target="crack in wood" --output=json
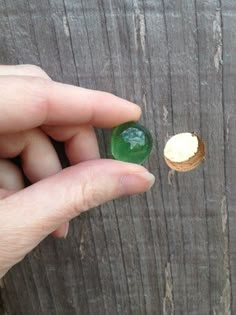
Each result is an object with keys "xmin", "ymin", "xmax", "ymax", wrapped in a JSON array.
[
  {"xmin": 213, "ymin": 196, "xmax": 231, "ymax": 315},
  {"xmin": 213, "ymin": 8, "xmax": 223, "ymax": 71},
  {"xmin": 163, "ymin": 262, "xmax": 174, "ymax": 315}
]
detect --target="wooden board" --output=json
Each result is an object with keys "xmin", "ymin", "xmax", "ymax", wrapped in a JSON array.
[{"xmin": 0, "ymin": 0, "xmax": 236, "ymax": 314}]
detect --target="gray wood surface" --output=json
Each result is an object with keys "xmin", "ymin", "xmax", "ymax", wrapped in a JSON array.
[{"xmin": 0, "ymin": 0, "xmax": 235, "ymax": 314}]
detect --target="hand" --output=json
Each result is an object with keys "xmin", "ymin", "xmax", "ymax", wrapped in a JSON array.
[{"xmin": 0, "ymin": 65, "xmax": 155, "ymax": 279}]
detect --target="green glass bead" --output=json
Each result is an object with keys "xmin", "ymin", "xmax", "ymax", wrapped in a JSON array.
[{"xmin": 110, "ymin": 122, "xmax": 153, "ymax": 164}]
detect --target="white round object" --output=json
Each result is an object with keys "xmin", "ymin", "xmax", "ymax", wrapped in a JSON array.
[{"xmin": 164, "ymin": 132, "xmax": 199, "ymax": 163}]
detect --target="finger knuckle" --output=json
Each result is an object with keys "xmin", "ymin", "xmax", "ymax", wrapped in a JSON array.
[
  {"xmin": 26, "ymin": 77, "xmax": 51, "ymax": 119},
  {"xmin": 77, "ymin": 184, "xmax": 95, "ymax": 213},
  {"xmin": 73, "ymin": 177, "xmax": 103, "ymax": 215}
]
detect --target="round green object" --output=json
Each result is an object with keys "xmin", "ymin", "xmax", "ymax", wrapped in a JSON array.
[{"xmin": 110, "ymin": 122, "xmax": 153, "ymax": 164}]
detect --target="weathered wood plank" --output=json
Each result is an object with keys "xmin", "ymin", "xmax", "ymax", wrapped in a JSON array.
[
  {"xmin": 0, "ymin": 0, "xmax": 235, "ymax": 314},
  {"xmin": 222, "ymin": 1, "xmax": 236, "ymax": 314},
  {"xmin": 196, "ymin": 2, "xmax": 230, "ymax": 314}
]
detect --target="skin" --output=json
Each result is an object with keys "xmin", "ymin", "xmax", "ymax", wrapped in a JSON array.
[{"xmin": 0, "ymin": 65, "xmax": 155, "ymax": 279}]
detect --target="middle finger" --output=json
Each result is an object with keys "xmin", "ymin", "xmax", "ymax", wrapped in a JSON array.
[{"xmin": 42, "ymin": 124, "xmax": 100, "ymax": 165}]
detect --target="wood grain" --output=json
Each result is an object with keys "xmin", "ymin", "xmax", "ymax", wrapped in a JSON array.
[{"xmin": 0, "ymin": 0, "xmax": 235, "ymax": 314}]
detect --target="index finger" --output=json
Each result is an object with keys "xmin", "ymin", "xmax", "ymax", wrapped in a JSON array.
[{"xmin": 0, "ymin": 76, "xmax": 141, "ymax": 133}]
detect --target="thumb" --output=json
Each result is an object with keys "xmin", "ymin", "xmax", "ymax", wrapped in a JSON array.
[{"xmin": 0, "ymin": 160, "xmax": 155, "ymax": 277}]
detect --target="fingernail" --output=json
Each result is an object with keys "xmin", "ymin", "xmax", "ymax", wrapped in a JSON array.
[
  {"xmin": 63, "ymin": 222, "xmax": 69, "ymax": 239},
  {"xmin": 121, "ymin": 171, "xmax": 155, "ymax": 195},
  {"xmin": 140, "ymin": 172, "xmax": 156, "ymax": 189}
]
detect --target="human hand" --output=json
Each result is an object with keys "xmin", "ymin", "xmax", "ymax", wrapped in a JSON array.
[{"xmin": 0, "ymin": 65, "xmax": 155, "ymax": 279}]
